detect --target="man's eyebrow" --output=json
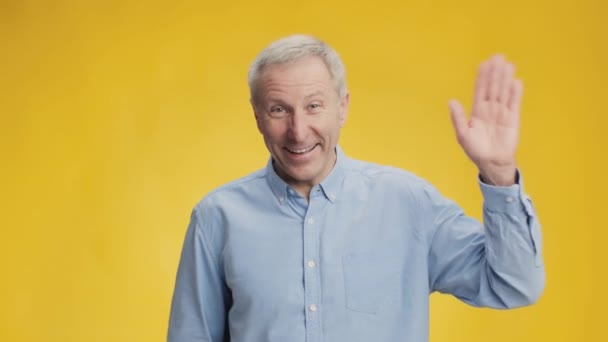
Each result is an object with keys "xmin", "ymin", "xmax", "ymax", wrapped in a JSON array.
[
  {"xmin": 265, "ymin": 97, "xmax": 287, "ymax": 105},
  {"xmin": 304, "ymin": 91, "xmax": 325, "ymax": 100}
]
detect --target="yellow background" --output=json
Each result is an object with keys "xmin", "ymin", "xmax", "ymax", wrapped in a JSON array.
[{"xmin": 1, "ymin": 0, "xmax": 606, "ymax": 341}]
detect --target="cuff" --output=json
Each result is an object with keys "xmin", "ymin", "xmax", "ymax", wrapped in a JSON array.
[{"xmin": 478, "ymin": 169, "xmax": 535, "ymax": 216}]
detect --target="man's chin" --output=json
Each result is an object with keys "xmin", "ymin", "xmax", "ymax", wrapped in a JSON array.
[
  {"xmin": 275, "ymin": 165, "xmax": 317, "ymax": 186},
  {"xmin": 284, "ymin": 169, "xmax": 315, "ymax": 183}
]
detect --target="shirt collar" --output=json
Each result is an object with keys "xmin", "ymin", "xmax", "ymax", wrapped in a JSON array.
[
  {"xmin": 266, "ymin": 145, "xmax": 347, "ymax": 204},
  {"xmin": 318, "ymin": 145, "xmax": 346, "ymax": 203}
]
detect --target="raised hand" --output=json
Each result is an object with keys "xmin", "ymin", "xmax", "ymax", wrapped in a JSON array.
[{"xmin": 448, "ymin": 54, "xmax": 523, "ymax": 186}]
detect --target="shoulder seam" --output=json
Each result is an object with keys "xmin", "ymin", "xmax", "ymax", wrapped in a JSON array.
[{"xmin": 197, "ymin": 168, "xmax": 267, "ymax": 207}]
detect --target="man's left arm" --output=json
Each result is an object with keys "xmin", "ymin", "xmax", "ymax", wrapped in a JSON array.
[
  {"xmin": 429, "ymin": 54, "xmax": 545, "ymax": 307},
  {"xmin": 425, "ymin": 170, "xmax": 544, "ymax": 308}
]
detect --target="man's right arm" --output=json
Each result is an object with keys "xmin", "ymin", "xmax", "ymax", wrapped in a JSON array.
[{"xmin": 167, "ymin": 205, "xmax": 231, "ymax": 342}]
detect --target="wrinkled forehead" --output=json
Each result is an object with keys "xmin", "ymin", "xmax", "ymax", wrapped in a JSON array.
[{"xmin": 254, "ymin": 57, "xmax": 339, "ymax": 102}]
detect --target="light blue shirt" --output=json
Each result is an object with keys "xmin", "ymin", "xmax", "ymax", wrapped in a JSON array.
[{"xmin": 168, "ymin": 146, "xmax": 544, "ymax": 342}]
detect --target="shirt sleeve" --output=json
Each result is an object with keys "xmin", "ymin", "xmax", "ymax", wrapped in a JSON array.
[
  {"xmin": 426, "ymin": 170, "xmax": 545, "ymax": 309},
  {"xmin": 167, "ymin": 205, "xmax": 231, "ymax": 342}
]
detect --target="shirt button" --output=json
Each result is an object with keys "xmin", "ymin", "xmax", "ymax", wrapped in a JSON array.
[
  {"xmin": 307, "ymin": 260, "xmax": 316, "ymax": 268},
  {"xmin": 309, "ymin": 304, "xmax": 317, "ymax": 312},
  {"xmin": 505, "ymin": 196, "xmax": 514, "ymax": 203},
  {"xmin": 307, "ymin": 218, "xmax": 315, "ymax": 224}
]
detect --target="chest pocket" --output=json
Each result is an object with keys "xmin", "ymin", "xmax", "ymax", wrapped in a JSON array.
[{"xmin": 342, "ymin": 251, "xmax": 403, "ymax": 315}]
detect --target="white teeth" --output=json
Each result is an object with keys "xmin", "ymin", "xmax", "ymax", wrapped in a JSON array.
[{"xmin": 287, "ymin": 144, "xmax": 316, "ymax": 154}]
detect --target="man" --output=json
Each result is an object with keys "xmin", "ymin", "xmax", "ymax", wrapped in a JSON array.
[{"xmin": 167, "ymin": 35, "xmax": 544, "ymax": 342}]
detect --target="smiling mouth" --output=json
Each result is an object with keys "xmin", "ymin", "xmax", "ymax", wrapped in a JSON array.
[{"xmin": 285, "ymin": 144, "xmax": 318, "ymax": 154}]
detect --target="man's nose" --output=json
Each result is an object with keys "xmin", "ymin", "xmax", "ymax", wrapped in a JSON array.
[{"xmin": 287, "ymin": 111, "xmax": 307, "ymax": 141}]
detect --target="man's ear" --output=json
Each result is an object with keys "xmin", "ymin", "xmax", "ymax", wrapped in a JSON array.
[
  {"xmin": 338, "ymin": 92, "xmax": 350, "ymax": 128},
  {"xmin": 251, "ymin": 98, "xmax": 263, "ymax": 134}
]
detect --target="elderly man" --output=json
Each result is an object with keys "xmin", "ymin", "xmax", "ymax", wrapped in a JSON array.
[{"xmin": 167, "ymin": 35, "xmax": 544, "ymax": 342}]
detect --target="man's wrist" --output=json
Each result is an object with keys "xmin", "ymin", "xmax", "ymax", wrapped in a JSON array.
[{"xmin": 479, "ymin": 164, "xmax": 518, "ymax": 186}]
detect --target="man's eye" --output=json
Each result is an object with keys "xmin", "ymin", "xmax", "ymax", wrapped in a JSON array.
[
  {"xmin": 309, "ymin": 103, "xmax": 321, "ymax": 110},
  {"xmin": 271, "ymin": 106, "xmax": 286, "ymax": 113}
]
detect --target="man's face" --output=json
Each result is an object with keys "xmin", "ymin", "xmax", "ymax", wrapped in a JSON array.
[{"xmin": 252, "ymin": 56, "xmax": 349, "ymax": 191}]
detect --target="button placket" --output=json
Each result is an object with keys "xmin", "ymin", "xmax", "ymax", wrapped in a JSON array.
[{"xmin": 303, "ymin": 200, "xmax": 323, "ymax": 341}]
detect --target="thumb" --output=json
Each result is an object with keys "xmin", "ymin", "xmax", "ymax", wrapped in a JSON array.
[{"xmin": 448, "ymin": 99, "xmax": 468, "ymax": 142}]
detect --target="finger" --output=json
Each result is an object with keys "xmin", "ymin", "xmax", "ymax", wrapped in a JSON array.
[
  {"xmin": 448, "ymin": 99, "xmax": 468, "ymax": 142},
  {"xmin": 507, "ymin": 79, "xmax": 524, "ymax": 112},
  {"xmin": 499, "ymin": 63, "xmax": 515, "ymax": 104},
  {"xmin": 474, "ymin": 62, "xmax": 489, "ymax": 104},
  {"xmin": 488, "ymin": 54, "xmax": 504, "ymax": 101}
]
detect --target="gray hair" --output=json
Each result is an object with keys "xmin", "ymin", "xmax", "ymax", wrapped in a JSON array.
[{"xmin": 248, "ymin": 34, "xmax": 347, "ymax": 104}]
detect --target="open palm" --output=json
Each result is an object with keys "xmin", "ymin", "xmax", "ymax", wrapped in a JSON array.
[{"xmin": 449, "ymin": 54, "xmax": 523, "ymax": 184}]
